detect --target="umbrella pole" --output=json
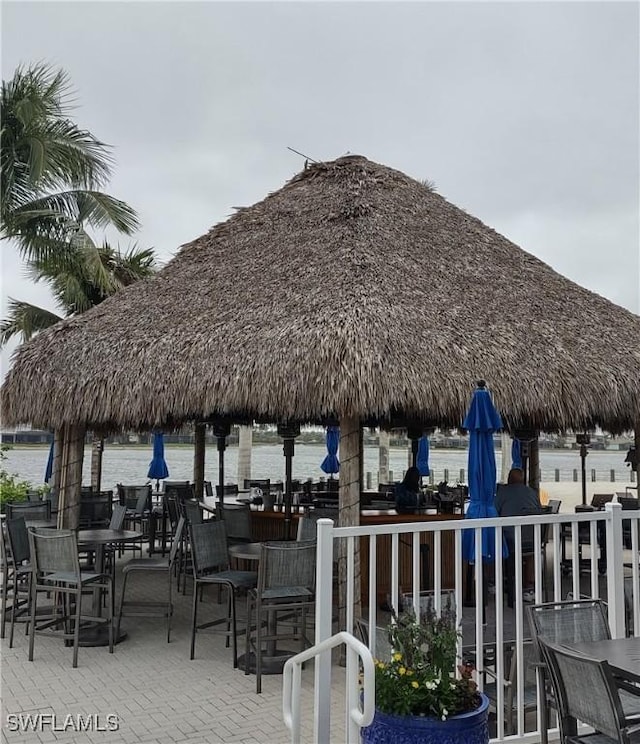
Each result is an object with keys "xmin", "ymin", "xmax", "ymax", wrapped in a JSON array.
[
  {"xmin": 284, "ymin": 438, "xmax": 293, "ymax": 540},
  {"xmin": 218, "ymin": 436, "xmax": 226, "ymax": 509}
]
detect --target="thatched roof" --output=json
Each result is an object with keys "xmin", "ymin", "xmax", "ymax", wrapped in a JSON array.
[{"xmin": 2, "ymin": 155, "xmax": 639, "ymax": 433}]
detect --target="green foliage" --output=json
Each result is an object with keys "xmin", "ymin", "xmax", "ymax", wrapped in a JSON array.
[
  {"xmin": 1, "ymin": 63, "xmax": 139, "ymax": 260},
  {"xmin": 373, "ymin": 608, "xmax": 479, "ymax": 720},
  {"xmin": 0, "ymin": 445, "xmax": 45, "ymax": 507}
]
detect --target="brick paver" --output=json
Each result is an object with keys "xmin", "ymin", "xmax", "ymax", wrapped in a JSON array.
[{"xmin": 1, "ymin": 557, "xmax": 347, "ymax": 744}]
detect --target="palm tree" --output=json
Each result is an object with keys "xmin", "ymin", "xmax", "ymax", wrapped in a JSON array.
[
  {"xmin": 0, "ymin": 240, "xmax": 157, "ymax": 346},
  {"xmin": 1, "ymin": 63, "xmax": 139, "ymax": 260}
]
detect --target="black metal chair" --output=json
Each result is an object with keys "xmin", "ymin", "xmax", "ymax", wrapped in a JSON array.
[
  {"xmin": 116, "ymin": 517, "xmax": 186, "ymax": 642},
  {"xmin": 245, "ymin": 540, "xmax": 316, "ymax": 693},
  {"xmin": 4, "ymin": 500, "xmax": 52, "ymax": 521},
  {"xmin": 189, "ymin": 521, "xmax": 257, "ymax": 667},
  {"xmin": 27, "ymin": 527, "xmax": 113, "ymax": 668},
  {"xmin": 4, "ymin": 517, "xmax": 32, "ymax": 648},
  {"xmin": 79, "ymin": 490, "xmax": 113, "ymax": 528},
  {"xmin": 218, "ymin": 503, "xmax": 252, "ymax": 546},
  {"xmin": 527, "ymin": 599, "xmax": 615, "ymax": 744},
  {"xmin": 539, "ymin": 638, "xmax": 640, "ymax": 744}
]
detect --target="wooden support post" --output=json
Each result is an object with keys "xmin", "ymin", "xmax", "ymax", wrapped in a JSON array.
[
  {"xmin": 90, "ymin": 435, "xmax": 104, "ymax": 492},
  {"xmin": 51, "ymin": 428, "xmax": 62, "ymax": 497},
  {"xmin": 338, "ymin": 416, "xmax": 361, "ymax": 639},
  {"xmin": 378, "ymin": 429, "xmax": 390, "ymax": 486},
  {"xmin": 193, "ymin": 423, "xmax": 206, "ymax": 500},
  {"xmin": 60, "ymin": 425, "xmax": 85, "ymax": 529},
  {"xmin": 528, "ymin": 434, "xmax": 540, "ymax": 494},
  {"xmin": 237, "ymin": 425, "xmax": 253, "ymax": 488}
]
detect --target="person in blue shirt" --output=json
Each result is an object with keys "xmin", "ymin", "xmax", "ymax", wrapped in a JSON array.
[{"xmin": 395, "ymin": 466, "xmax": 422, "ymax": 514}]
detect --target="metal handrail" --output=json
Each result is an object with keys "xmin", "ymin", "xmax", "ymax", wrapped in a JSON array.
[{"xmin": 282, "ymin": 631, "xmax": 375, "ymax": 744}]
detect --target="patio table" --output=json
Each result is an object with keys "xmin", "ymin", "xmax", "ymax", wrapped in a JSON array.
[
  {"xmin": 567, "ymin": 636, "xmax": 640, "ymax": 685},
  {"xmin": 76, "ymin": 528, "xmax": 142, "ymax": 646}
]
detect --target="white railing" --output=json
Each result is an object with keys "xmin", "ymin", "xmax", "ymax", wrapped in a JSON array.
[
  {"xmin": 282, "ymin": 631, "xmax": 375, "ymax": 744},
  {"xmin": 307, "ymin": 502, "xmax": 640, "ymax": 743}
]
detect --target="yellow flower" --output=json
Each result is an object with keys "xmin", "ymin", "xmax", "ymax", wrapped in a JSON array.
[
  {"xmin": 406, "ymin": 669, "xmax": 413, "ymax": 676},
  {"xmin": 411, "ymin": 681, "xmax": 419, "ymax": 689},
  {"xmin": 399, "ymin": 667, "xmax": 406, "ymax": 676},
  {"xmin": 392, "ymin": 653, "xmax": 402, "ymax": 662}
]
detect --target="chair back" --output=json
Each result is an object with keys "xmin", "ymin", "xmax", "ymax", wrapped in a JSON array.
[
  {"xmin": 527, "ymin": 599, "xmax": 611, "ymax": 662},
  {"xmin": 168, "ymin": 517, "xmax": 186, "ymax": 567},
  {"xmin": 5, "ymin": 500, "xmax": 52, "ymax": 521},
  {"xmin": 164, "ymin": 482, "xmax": 193, "ymax": 503},
  {"xmin": 183, "ymin": 500, "xmax": 203, "ymax": 526},
  {"xmin": 539, "ymin": 639, "xmax": 629, "ymax": 742},
  {"xmin": 117, "ymin": 485, "xmax": 151, "ymax": 513},
  {"xmin": 109, "ymin": 504, "xmax": 127, "ymax": 530},
  {"xmin": 190, "ymin": 521, "xmax": 230, "ymax": 575},
  {"xmin": 296, "ymin": 516, "xmax": 318, "ymax": 542},
  {"xmin": 215, "ymin": 484, "xmax": 239, "ymax": 499},
  {"xmin": 204, "ymin": 481, "xmax": 213, "ymax": 499},
  {"xmin": 48, "ymin": 490, "xmax": 59, "ymax": 513},
  {"xmin": 591, "ymin": 493, "xmax": 614, "ymax": 509},
  {"xmin": 164, "ymin": 494, "xmax": 180, "ymax": 526},
  {"xmin": 79, "ymin": 491, "xmax": 113, "ymax": 527},
  {"xmin": 619, "ymin": 496, "xmax": 639, "ymax": 510},
  {"xmin": 6, "ymin": 517, "xmax": 30, "ymax": 565},
  {"xmin": 258, "ymin": 541, "xmax": 316, "ymax": 595},
  {"xmin": 547, "ymin": 499, "xmax": 561, "ymax": 514},
  {"xmin": 355, "ymin": 618, "xmax": 393, "ymax": 661},
  {"xmin": 245, "ymin": 479, "xmax": 270, "ymax": 495},
  {"xmin": 28, "ymin": 528, "xmax": 80, "ymax": 576},
  {"xmin": 219, "ymin": 503, "xmax": 252, "ymax": 542}
]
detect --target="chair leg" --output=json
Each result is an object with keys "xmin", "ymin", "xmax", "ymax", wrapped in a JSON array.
[
  {"xmin": 0, "ymin": 567, "xmax": 10, "ymax": 639},
  {"xmin": 107, "ymin": 579, "xmax": 114, "ymax": 654},
  {"xmin": 230, "ymin": 590, "xmax": 238, "ymax": 668},
  {"xmin": 190, "ymin": 579, "xmax": 199, "ymax": 660},
  {"xmin": 116, "ymin": 570, "xmax": 129, "ymax": 641},
  {"xmin": 255, "ymin": 603, "xmax": 263, "ymax": 694},
  {"xmin": 167, "ymin": 570, "xmax": 173, "ymax": 644},
  {"xmin": 72, "ymin": 587, "xmax": 81, "ymax": 668},
  {"xmin": 28, "ymin": 577, "xmax": 37, "ymax": 662},
  {"xmin": 245, "ymin": 594, "xmax": 252, "ymax": 677}
]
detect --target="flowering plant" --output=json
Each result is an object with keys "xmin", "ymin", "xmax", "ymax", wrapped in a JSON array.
[{"xmin": 372, "ymin": 608, "xmax": 479, "ymax": 720}]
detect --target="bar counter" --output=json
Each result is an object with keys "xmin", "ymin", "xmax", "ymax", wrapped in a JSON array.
[{"xmin": 248, "ymin": 508, "xmax": 463, "ymax": 604}]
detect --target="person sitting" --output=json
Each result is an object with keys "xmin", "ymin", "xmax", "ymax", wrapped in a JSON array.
[
  {"xmin": 395, "ymin": 467, "xmax": 422, "ymax": 514},
  {"xmin": 495, "ymin": 468, "xmax": 543, "ymax": 603}
]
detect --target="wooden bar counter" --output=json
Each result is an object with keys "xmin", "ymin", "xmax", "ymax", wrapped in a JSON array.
[{"xmin": 248, "ymin": 508, "xmax": 463, "ymax": 606}]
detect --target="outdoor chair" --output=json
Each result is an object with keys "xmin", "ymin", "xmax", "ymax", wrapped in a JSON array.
[
  {"xmin": 116, "ymin": 517, "xmax": 185, "ymax": 642},
  {"xmin": 219, "ymin": 503, "xmax": 252, "ymax": 546},
  {"xmin": 216, "ymin": 484, "xmax": 239, "ymax": 501},
  {"xmin": 182, "ymin": 500, "xmax": 203, "ymax": 527},
  {"xmin": 3, "ymin": 518, "xmax": 32, "ymax": 648},
  {"xmin": 4, "ymin": 500, "xmax": 52, "ymax": 521},
  {"xmin": 27, "ymin": 527, "xmax": 113, "ymax": 668},
  {"xmin": 548, "ymin": 499, "xmax": 562, "ymax": 514},
  {"xmin": 245, "ymin": 540, "xmax": 316, "ymax": 693},
  {"xmin": 296, "ymin": 516, "xmax": 318, "ymax": 542},
  {"xmin": 527, "ymin": 599, "xmax": 613, "ymax": 744},
  {"xmin": 484, "ymin": 640, "xmax": 538, "ymax": 735},
  {"xmin": 355, "ymin": 617, "xmax": 393, "ymax": 661},
  {"xmin": 538, "ymin": 638, "xmax": 640, "ymax": 744},
  {"xmin": 189, "ymin": 521, "xmax": 257, "ymax": 667},
  {"xmin": 620, "ymin": 497, "xmax": 639, "ymax": 550},
  {"xmin": 79, "ymin": 490, "xmax": 113, "ymax": 528},
  {"xmin": 118, "ymin": 486, "xmax": 151, "ymax": 557}
]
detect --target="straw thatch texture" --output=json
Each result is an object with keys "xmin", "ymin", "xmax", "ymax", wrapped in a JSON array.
[{"xmin": 2, "ymin": 155, "xmax": 639, "ymax": 433}]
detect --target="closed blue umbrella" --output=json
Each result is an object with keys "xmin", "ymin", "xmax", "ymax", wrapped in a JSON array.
[
  {"xmin": 320, "ymin": 426, "xmax": 340, "ymax": 475},
  {"xmin": 511, "ymin": 439, "xmax": 522, "ymax": 469},
  {"xmin": 44, "ymin": 439, "xmax": 54, "ymax": 484},
  {"xmin": 416, "ymin": 435, "xmax": 430, "ymax": 476},
  {"xmin": 148, "ymin": 432, "xmax": 169, "ymax": 491},
  {"xmin": 462, "ymin": 382, "xmax": 507, "ymax": 562}
]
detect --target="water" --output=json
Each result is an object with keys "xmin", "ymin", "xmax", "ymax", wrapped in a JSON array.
[{"xmin": 3, "ymin": 443, "xmax": 635, "ymax": 491}]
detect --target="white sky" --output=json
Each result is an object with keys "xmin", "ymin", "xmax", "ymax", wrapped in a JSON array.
[{"xmin": 1, "ymin": 0, "xmax": 639, "ymax": 381}]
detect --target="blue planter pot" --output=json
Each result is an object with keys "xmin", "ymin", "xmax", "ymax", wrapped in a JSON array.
[{"xmin": 361, "ymin": 693, "xmax": 489, "ymax": 744}]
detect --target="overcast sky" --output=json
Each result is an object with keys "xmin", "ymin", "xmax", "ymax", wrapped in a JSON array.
[{"xmin": 1, "ymin": 0, "xmax": 639, "ymax": 382}]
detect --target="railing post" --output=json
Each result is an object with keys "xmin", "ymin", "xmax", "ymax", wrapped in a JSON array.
[
  {"xmin": 605, "ymin": 502, "xmax": 625, "ymax": 638},
  {"xmin": 314, "ymin": 518, "xmax": 334, "ymax": 744}
]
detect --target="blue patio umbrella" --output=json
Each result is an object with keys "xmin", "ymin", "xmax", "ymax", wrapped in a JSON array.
[
  {"xmin": 416, "ymin": 435, "xmax": 430, "ymax": 477},
  {"xmin": 148, "ymin": 432, "xmax": 169, "ymax": 491},
  {"xmin": 320, "ymin": 426, "xmax": 340, "ymax": 475},
  {"xmin": 462, "ymin": 382, "xmax": 507, "ymax": 562},
  {"xmin": 44, "ymin": 439, "xmax": 54, "ymax": 484},
  {"xmin": 511, "ymin": 438, "xmax": 522, "ymax": 469}
]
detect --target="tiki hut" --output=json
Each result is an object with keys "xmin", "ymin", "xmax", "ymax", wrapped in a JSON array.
[{"xmin": 2, "ymin": 154, "xmax": 640, "ymax": 524}]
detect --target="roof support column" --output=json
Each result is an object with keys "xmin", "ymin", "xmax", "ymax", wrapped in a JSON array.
[
  {"xmin": 528, "ymin": 432, "xmax": 540, "ymax": 494},
  {"xmin": 57, "ymin": 423, "xmax": 85, "ymax": 529},
  {"xmin": 193, "ymin": 422, "xmax": 206, "ymax": 500},
  {"xmin": 338, "ymin": 415, "xmax": 361, "ymax": 641},
  {"xmin": 90, "ymin": 435, "xmax": 103, "ymax": 492},
  {"xmin": 378, "ymin": 429, "xmax": 390, "ymax": 486}
]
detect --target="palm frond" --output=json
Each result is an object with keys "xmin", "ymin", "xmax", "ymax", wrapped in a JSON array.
[{"xmin": 0, "ymin": 299, "xmax": 62, "ymax": 347}]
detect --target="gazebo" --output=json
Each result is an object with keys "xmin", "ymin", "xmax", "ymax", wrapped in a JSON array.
[{"xmin": 2, "ymin": 155, "xmax": 639, "ymax": 529}]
